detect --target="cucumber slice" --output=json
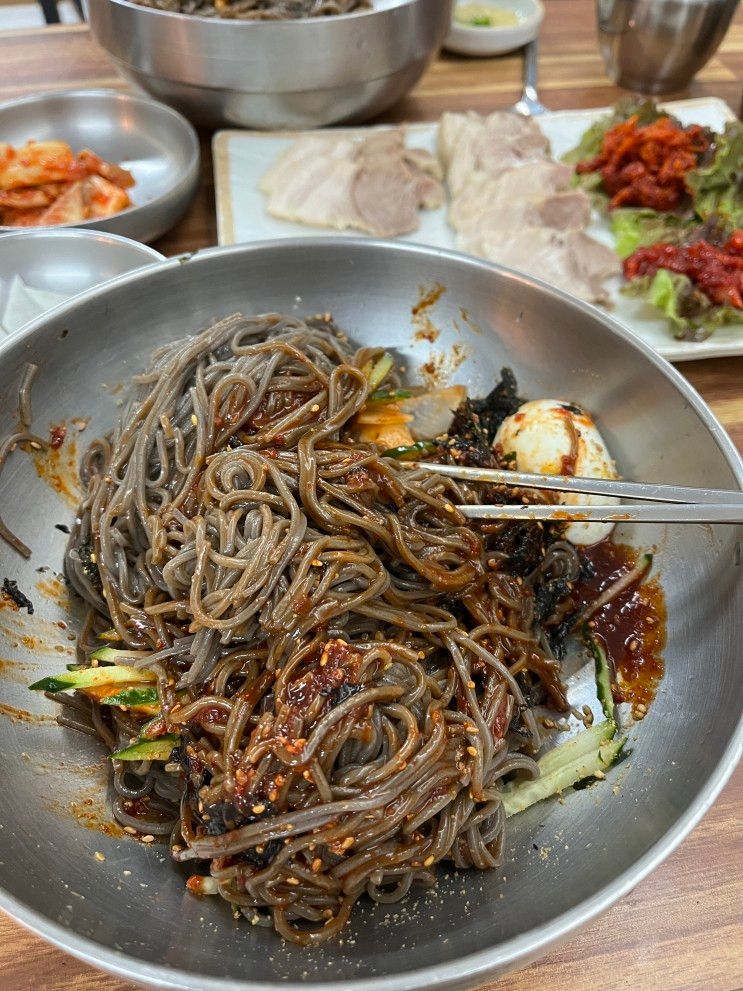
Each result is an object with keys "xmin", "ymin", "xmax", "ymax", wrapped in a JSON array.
[
  {"xmin": 97, "ymin": 628, "xmax": 121, "ymax": 642},
  {"xmin": 583, "ymin": 626, "xmax": 616, "ymax": 723},
  {"xmin": 30, "ymin": 663, "xmax": 156, "ymax": 693},
  {"xmin": 363, "ymin": 353, "xmax": 395, "ymax": 392},
  {"xmin": 111, "ymin": 733, "xmax": 180, "ymax": 762},
  {"xmin": 501, "ymin": 720, "xmax": 624, "ymax": 818},
  {"xmin": 99, "ymin": 686, "xmax": 159, "ymax": 708},
  {"xmin": 90, "ymin": 646, "xmax": 153, "ymax": 663}
]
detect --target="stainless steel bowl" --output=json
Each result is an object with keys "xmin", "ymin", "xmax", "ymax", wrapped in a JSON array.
[
  {"xmin": 86, "ymin": 0, "xmax": 453, "ymax": 130},
  {"xmin": 0, "ymin": 89, "xmax": 200, "ymax": 243},
  {"xmin": 596, "ymin": 0, "xmax": 740, "ymax": 95},
  {"xmin": 0, "ymin": 239, "xmax": 741, "ymax": 991},
  {"xmin": 0, "ymin": 228, "xmax": 163, "ymax": 338}
]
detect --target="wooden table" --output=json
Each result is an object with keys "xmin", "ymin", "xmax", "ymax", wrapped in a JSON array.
[{"xmin": 1, "ymin": 3, "xmax": 741, "ymax": 989}]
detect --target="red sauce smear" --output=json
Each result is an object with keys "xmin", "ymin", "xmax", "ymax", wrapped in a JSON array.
[
  {"xmin": 49, "ymin": 424, "xmax": 67, "ymax": 449},
  {"xmin": 624, "ymin": 229, "xmax": 743, "ymax": 310},
  {"xmin": 412, "ymin": 282, "xmax": 445, "ymax": 316},
  {"xmin": 575, "ymin": 115, "xmax": 711, "ymax": 211},
  {"xmin": 574, "ymin": 541, "xmax": 666, "ymax": 711}
]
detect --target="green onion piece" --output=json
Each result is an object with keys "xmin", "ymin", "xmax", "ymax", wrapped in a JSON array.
[
  {"xmin": 368, "ymin": 389, "xmax": 413, "ymax": 404},
  {"xmin": 382, "ymin": 440, "xmax": 437, "ymax": 461}
]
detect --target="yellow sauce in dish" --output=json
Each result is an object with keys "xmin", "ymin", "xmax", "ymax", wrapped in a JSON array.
[{"xmin": 454, "ymin": 3, "xmax": 520, "ymax": 27}]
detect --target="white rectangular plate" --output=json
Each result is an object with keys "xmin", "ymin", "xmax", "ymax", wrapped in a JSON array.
[{"xmin": 213, "ymin": 97, "xmax": 741, "ymax": 363}]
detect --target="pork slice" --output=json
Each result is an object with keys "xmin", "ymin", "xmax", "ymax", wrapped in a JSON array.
[
  {"xmin": 401, "ymin": 146, "xmax": 443, "ymax": 181},
  {"xmin": 448, "ymin": 162, "xmax": 575, "ymax": 235},
  {"xmin": 438, "ymin": 111, "xmax": 551, "ymax": 194},
  {"xmin": 264, "ymin": 152, "xmax": 360, "ymax": 231},
  {"xmin": 482, "ymin": 112, "xmax": 551, "ymax": 156},
  {"xmin": 438, "ymin": 112, "xmax": 486, "ymax": 195},
  {"xmin": 536, "ymin": 190, "xmax": 592, "ymax": 230},
  {"xmin": 354, "ymin": 129, "xmax": 445, "ymax": 226},
  {"xmin": 352, "ymin": 164, "xmax": 420, "ymax": 237},
  {"xmin": 259, "ymin": 136, "xmax": 355, "ymax": 196},
  {"xmin": 476, "ymin": 228, "xmax": 620, "ymax": 302}
]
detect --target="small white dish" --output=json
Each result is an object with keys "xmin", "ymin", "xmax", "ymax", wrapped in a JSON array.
[
  {"xmin": 444, "ymin": 0, "xmax": 544, "ymax": 57},
  {"xmin": 0, "ymin": 228, "xmax": 163, "ymax": 338}
]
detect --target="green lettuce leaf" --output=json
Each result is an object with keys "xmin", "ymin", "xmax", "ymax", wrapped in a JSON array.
[
  {"xmin": 611, "ymin": 208, "xmax": 692, "ymax": 259},
  {"xmin": 623, "ymin": 268, "xmax": 742, "ymax": 341},
  {"xmin": 686, "ymin": 121, "xmax": 743, "ymax": 227}
]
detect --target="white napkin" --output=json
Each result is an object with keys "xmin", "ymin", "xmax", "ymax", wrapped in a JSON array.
[{"xmin": 0, "ymin": 275, "xmax": 69, "ymax": 337}]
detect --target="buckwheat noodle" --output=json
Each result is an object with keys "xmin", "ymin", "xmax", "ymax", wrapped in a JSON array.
[
  {"xmin": 57, "ymin": 313, "xmax": 580, "ymax": 945},
  {"xmin": 130, "ymin": 0, "xmax": 370, "ymax": 20}
]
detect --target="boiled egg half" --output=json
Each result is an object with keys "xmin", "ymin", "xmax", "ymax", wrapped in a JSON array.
[{"xmin": 494, "ymin": 399, "xmax": 619, "ymax": 546}]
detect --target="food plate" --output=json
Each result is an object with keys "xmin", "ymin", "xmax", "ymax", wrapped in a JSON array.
[
  {"xmin": 0, "ymin": 88, "xmax": 200, "ymax": 244},
  {"xmin": 213, "ymin": 97, "xmax": 740, "ymax": 363},
  {"xmin": 0, "ymin": 229, "xmax": 164, "ymax": 338},
  {"xmin": 0, "ymin": 239, "xmax": 741, "ymax": 991}
]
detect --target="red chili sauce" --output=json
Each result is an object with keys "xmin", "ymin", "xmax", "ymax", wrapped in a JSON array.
[
  {"xmin": 624, "ymin": 230, "xmax": 743, "ymax": 310},
  {"xmin": 574, "ymin": 541, "xmax": 666, "ymax": 713}
]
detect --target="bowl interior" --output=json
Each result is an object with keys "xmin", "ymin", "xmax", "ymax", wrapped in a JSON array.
[
  {"xmin": 0, "ymin": 231, "xmax": 162, "ymax": 315},
  {"xmin": 0, "ymin": 240, "xmax": 740, "ymax": 991},
  {"xmin": 452, "ymin": 0, "xmax": 543, "ymax": 33},
  {"xmin": 0, "ymin": 90, "xmax": 197, "ymax": 230}
]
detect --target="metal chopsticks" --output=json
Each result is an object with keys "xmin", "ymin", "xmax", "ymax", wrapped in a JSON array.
[
  {"xmin": 459, "ymin": 503, "xmax": 743, "ymax": 524},
  {"xmin": 406, "ymin": 462, "xmax": 743, "ymax": 524}
]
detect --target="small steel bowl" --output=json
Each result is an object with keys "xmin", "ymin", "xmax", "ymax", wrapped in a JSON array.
[
  {"xmin": 0, "ymin": 229, "xmax": 163, "ymax": 339},
  {"xmin": 596, "ymin": 0, "xmax": 740, "ymax": 95},
  {"xmin": 86, "ymin": 0, "xmax": 453, "ymax": 131},
  {"xmin": 0, "ymin": 89, "xmax": 200, "ymax": 243}
]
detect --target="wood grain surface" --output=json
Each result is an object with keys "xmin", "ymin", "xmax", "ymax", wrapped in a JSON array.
[{"xmin": 0, "ymin": 2, "xmax": 741, "ymax": 989}]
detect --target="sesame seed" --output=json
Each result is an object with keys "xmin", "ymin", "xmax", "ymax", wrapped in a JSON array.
[
  {"xmin": 423, "ymin": 855, "xmax": 435, "ymax": 867},
  {"xmin": 311, "ymin": 559, "xmax": 323, "ymax": 567},
  {"xmin": 191, "ymin": 414, "xmax": 198, "ymax": 425},
  {"xmin": 312, "ymin": 858, "xmax": 322, "ymax": 872},
  {"xmin": 467, "ymin": 680, "xmax": 475, "ymax": 689},
  {"xmin": 286, "ymin": 877, "xmax": 300, "ymax": 886},
  {"xmin": 255, "ymin": 846, "xmax": 264, "ymax": 854},
  {"xmin": 251, "ymin": 804, "xmax": 266, "ymax": 814},
  {"xmin": 123, "ymin": 826, "xmax": 138, "ymax": 835},
  {"xmin": 311, "ymin": 404, "xmax": 321, "ymax": 413},
  {"xmin": 341, "ymin": 836, "xmax": 354, "ymax": 850},
  {"xmin": 444, "ymin": 504, "xmax": 455, "ymax": 513},
  {"xmin": 466, "ymin": 746, "xmax": 477, "ymax": 757},
  {"xmin": 594, "ymin": 769, "xmax": 606, "ymax": 780},
  {"xmin": 94, "ymin": 851, "xmax": 105, "ymax": 862},
  {"xmin": 141, "ymin": 834, "xmax": 155, "ymax": 844}
]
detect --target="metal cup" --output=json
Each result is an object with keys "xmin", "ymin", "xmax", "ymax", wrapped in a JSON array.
[{"xmin": 596, "ymin": 0, "xmax": 740, "ymax": 94}]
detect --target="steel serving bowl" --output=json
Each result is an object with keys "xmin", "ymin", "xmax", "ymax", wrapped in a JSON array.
[
  {"xmin": 86, "ymin": 0, "xmax": 454, "ymax": 131},
  {"xmin": 0, "ymin": 89, "xmax": 200, "ymax": 243},
  {"xmin": 0, "ymin": 239, "xmax": 740, "ymax": 991},
  {"xmin": 596, "ymin": 0, "xmax": 740, "ymax": 95}
]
